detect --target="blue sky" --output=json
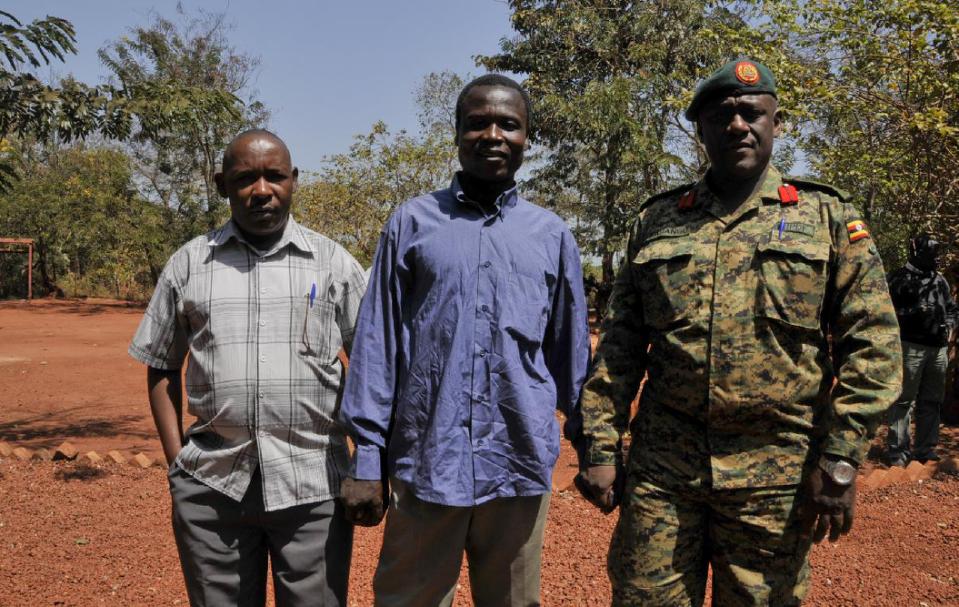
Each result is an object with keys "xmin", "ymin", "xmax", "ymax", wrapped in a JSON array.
[{"xmin": 7, "ymin": 0, "xmax": 515, "ymax": 172}]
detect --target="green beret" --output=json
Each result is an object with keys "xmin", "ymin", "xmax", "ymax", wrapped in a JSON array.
[{"xmin": 685, "ymin": 59, "xmax": 777, "ymax": 121}]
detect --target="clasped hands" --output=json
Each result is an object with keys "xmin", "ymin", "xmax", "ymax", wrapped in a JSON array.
[{"xmin": 574, "ymin": 461, "xmax": 626, "ymax": 514}]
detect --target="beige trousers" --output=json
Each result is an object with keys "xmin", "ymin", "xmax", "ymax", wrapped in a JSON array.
[{"xmin": 373, "ymin": 478, "xmax": 550, "ymax": 607}]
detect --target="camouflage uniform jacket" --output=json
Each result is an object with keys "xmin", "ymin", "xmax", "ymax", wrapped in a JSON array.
[{"xmin": 580, "ymin": 166, "xmax": 902, "ymax": 489}]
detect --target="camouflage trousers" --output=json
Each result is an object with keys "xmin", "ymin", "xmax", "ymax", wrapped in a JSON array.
[{"xmin": 608, "ymin": 463, "xmax": 813, "ymax": 606}]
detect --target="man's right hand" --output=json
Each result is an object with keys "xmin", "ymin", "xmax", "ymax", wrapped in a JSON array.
[
  {"xmin": 574, "ymin": 464, "xmax": 624, "ymax": 514},
  {"xmin": 340, "ymin": 477, "xmax": 387, "ymax": 527}
]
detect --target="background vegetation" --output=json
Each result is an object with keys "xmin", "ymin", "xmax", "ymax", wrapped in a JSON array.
[{"xmin": 0, "ymin": 1, "xmax": 956, "ymax": 300}]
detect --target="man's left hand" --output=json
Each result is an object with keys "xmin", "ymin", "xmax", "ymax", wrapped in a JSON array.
[{"xmin": 798, "ymin": 466, "xmax": 856, "ymax": 543}]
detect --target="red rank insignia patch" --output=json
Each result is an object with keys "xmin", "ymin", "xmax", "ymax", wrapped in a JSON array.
[
  {"xmin": 778, "ymin": 184, "xmax": 799, "ymax": 205},
  {"xmin": 735, "ymin": 61, "xmax": 760, "ymax": 85},
  {"xmin": 677, "ymin": 191, "xmax": 696, "ymax": 211},
  {"xmin": 847, "ymin": 219, "xmax": 870, "ymax": 242}
]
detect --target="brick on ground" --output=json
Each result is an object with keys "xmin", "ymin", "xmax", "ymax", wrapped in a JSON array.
[
  {"xmin": 53, "ymin": 441, "xmax": 79, "ymax": 461},
  {"xmin": 81, "ymin": 451, "xmax": 103, "ymax": 464},
  {"xmin": 130, "ymin": 452, "xmax": 153, "ymax": 468},
  {"xmin": 32, "ymin": 448, "xmax": 53, "ymax": 461},
  {"xmin": 905, "ymin": 460, "xmax": 935, "ymax": 482},
  {"xmin": 105, "ymin": 450, "xmax": 127, "ymax": 464},
  {"xmin": 0, "ymin": 441, "xmax": 12, "ymax": 457},
  {"xmin": 12, "ymin": 447, "xmax": 32, "ymax": 461}
]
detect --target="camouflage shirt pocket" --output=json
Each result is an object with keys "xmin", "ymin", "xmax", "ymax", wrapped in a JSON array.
[
  {"xmin": 631, "ymin": 238, "xmax": 697, "ymax": 329},
  {"xmin": 756, "ymin": 236, "xmax": 831, "ymax": 330}
]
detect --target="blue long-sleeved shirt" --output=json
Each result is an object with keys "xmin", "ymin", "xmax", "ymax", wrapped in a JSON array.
[{"xmin": 339, "ymin": 175, "xmax": 591, "ymax": 506}]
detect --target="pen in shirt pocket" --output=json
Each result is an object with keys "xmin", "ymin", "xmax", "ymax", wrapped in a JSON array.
[
  {"xmin": 302, "ymin": 284, "xmax": 316, "ymax": 352},
  {"xmin": 302, "ymin": 282, "xmax": 316, "ymax": 352}
]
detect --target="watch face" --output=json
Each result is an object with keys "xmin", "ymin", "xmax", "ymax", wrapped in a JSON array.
[{"xmin": 832, "ymin": 461, "xmax": 857, "ymax": 485}]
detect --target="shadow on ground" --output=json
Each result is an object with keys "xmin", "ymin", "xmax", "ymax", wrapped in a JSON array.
[
  {"xmin": 0, "ymin": 412, "xmax": 152, "ymax": 449},
  {"xmin": 0, "ymin": 299, "xmax": 145, "ymax": 316},
  {"xmin": 54, "ymin": 463, "xmax": 109, "ymax": 482}
]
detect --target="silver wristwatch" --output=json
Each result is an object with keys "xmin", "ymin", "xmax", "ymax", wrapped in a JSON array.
[{"xmin": 819, "ymin": 456, "xmax": 857, "ymax": 486}]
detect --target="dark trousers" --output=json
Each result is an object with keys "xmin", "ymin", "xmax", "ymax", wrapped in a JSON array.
[
  {"xmin": 886, "ymin": 340, "xmax": 948, "ymax": 461},
  {"xmin": 168, "ymin": 465, "xmax": 353, "ymax": 607}
]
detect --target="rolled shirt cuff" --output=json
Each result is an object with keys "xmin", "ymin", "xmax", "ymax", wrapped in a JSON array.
[
  {"xmin": 351, "ymin": 443, "xmax": 385, "ymax": 480},
  {"xmin": 821, "ymin": 434, "xmax": 867, "ymax": 467},
  {"xmin": 586, "ymin": 445, "xmax": 619, "ymax": 467}
]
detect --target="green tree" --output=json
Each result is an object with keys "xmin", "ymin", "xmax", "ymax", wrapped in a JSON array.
[
  {"xmin": 478, "ymin": 0, "xmax": 742, "ymax": 283},
  {"xmin": 760, "ymin": 0, "xmax": 959, "ymax": 268},
  {"xmin": 0, "ymin": 10, "xmax": 240, "ymax": 193},
  {"xmin": 0, "ymin": 141, "xmax": 163, "ymax": 298},
  {"xmin": 98, "ymin": 9, "xmax": 269, "ymax": 234},
  {"xmin": 298, "ymin": 72, "xmax": 462, "ymax": 266},
  {"xmin": 477, "ymin": 1, "xmax": 838, "ymax": 290}
]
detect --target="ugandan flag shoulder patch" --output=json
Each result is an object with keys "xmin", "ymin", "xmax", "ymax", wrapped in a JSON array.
[{"xmin": 847, "ymin": 219, "xmax": 870, "ymax": 242}]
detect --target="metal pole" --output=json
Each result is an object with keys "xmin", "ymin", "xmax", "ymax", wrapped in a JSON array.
[{"xmin": 27, "ymin": 243, "xmax": 33, "ymax": 300}]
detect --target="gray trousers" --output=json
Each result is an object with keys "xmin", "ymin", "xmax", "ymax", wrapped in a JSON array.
[
  {"xmin": 168, "ymin": 465, "xmax": 353, "ymax": 607},
  {"xmin": 373, "ymin": 478, "xmax": 551, "ymax": 607},
  {"xmin": 886, "ymin": 340, "xmax": 948, "ymax": 460}
]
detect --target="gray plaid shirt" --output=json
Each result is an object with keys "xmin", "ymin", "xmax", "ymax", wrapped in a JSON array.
[{"xmin": 129, "ymin": 217, "xmax": 366, "ymax": 511}]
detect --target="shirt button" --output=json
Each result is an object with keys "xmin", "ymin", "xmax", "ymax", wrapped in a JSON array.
[
  {"xmin": 477, "ymin": 439, "xmax": 487, "ymax": 448},
  {"xmin": 483, "ymin": 261, "xmax": 491, "ymax": 269},
  {"xmin": 259, "ymin": 354, "xmax": 266, "ymax": 363},
  {"xmin": 260, "ymin": 287, "xmax": 267, "ymax": 294},
  {"xmin": 258, "ymin": 392, "xmax": 265, "ymax": 399},
  {"xmin": 258, "ymin": 320, "xmax": 266, "ymax": 327},
  {"xmin": 481, "ymin": 304, "xmax": 489, "ymax": 312},
  {"xmin": 479, "ymin": 350, "xmax": 487, "ymax": 358}
]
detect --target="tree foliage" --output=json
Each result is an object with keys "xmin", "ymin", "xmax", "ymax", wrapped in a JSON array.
[
  {"xmin": 764, "ymin": 0, "xmax": 959, "ymax": 268},
  {"xmin": 0, "ymin": 10, "xmax": 261, "ymax": 297},
  {"xmin": 0, "ymin": 141, "xmax": 162, "ymax": 298},
  {"xmin": 98, "ymin": 9, "xmax": 269, "ymax": 232},
  {"xmin": 478, "ymin": 0, "xmax": 959, "ymax": 284},
  {"xmin": 0, "ymin": 11, "xmax": 241, "ymax": 194},
  {"xmin": 4, "ymin": 4, "xmax": 957, "ymax": 302},
  {"xmin": 478, "ymin": 0, "xmax": 755, "ymax": 282},
  {"xmin": 297, "ymin": 72, "xmax": 462, "ymax": 266}
]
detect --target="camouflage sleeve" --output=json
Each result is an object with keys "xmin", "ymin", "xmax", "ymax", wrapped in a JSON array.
[
  {"xmin": 579, "ymin": 221, "xmax": 650, "ymax": 466},
  {"xmin": 822, "ymin": 202, "xmax": 903, "ymax": 465}
]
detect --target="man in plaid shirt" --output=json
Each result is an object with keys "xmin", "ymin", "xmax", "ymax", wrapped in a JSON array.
[{"xmin": 129, "ymin": 129, "xmax": 366, "ymax": 606}]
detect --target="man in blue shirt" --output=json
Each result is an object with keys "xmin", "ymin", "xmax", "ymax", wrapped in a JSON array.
[{"xmin": 338, "ymin": 74, "xmax": 591, "ymax": 606}]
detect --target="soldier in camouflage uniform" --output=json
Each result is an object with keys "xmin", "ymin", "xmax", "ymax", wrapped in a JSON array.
[{"xmin": 575, "ymin": 60, "xmax": 902, "ymax": 606}]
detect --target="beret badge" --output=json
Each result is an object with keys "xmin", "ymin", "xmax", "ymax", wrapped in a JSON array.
[{"xmin": 734, "ymin": 61, "xmax": 760, "ymax": 84}]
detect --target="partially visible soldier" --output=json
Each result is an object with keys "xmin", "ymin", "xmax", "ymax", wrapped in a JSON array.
[
  {"xmin": 885, "ymin": 233, "xmax": 958, "ymax": 466},
  {"xmin": 575, "ymin": 59, "xmax": 902, "ymax": 605}
]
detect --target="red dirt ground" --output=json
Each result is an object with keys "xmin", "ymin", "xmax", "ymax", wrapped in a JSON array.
[{"xmin": 1, "ymin": 299, "xmax": 958, "ymax": 606}]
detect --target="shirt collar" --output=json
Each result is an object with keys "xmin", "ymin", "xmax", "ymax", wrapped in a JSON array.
[
  {"xmin": 700, "ymin": 164, "xmax": 784, "ymax": 225},
  {"xmin": 451, "ymin": 172, "xmax": 520, "ymax": 219},
  {"xmin": 209, "ymin": 216, "xmax": 313, "ymax": 257}
]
